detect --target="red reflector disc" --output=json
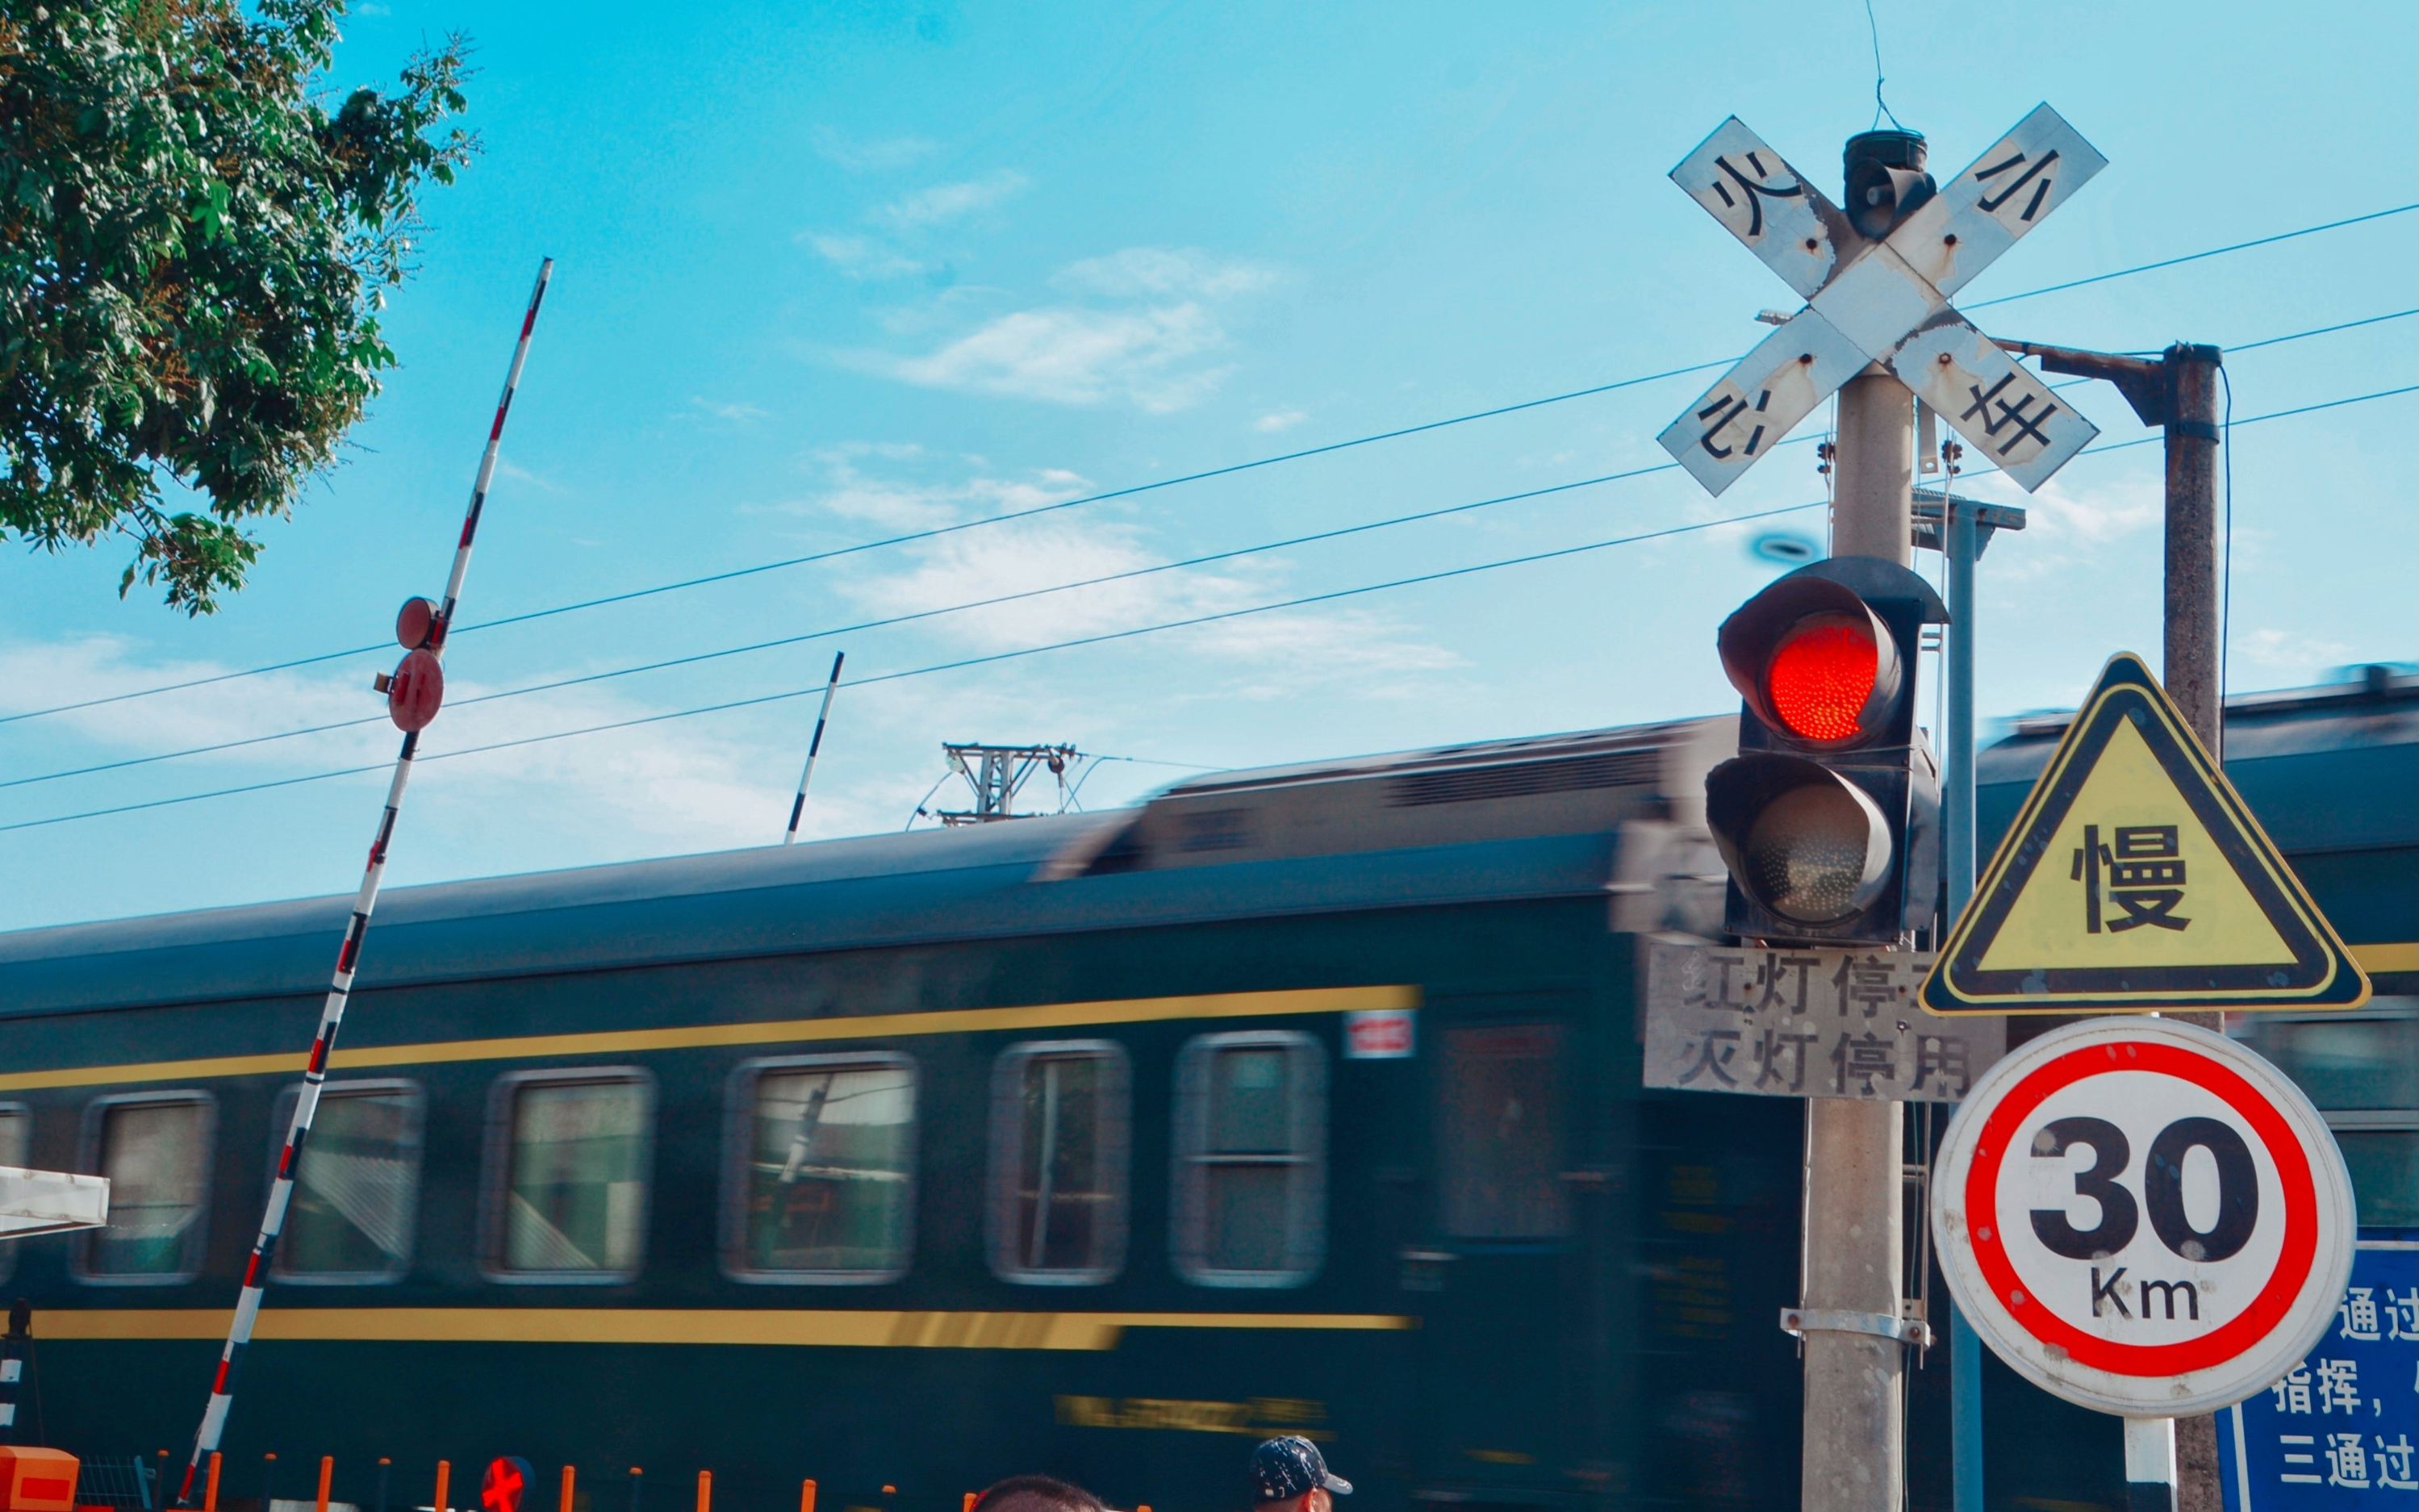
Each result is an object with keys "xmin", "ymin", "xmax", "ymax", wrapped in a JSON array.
[{"xmin": 1766, "ymin": 616, "xmax": 1877, "ymax": 743}]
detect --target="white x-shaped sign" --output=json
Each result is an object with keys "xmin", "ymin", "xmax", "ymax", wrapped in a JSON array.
[{"xmin": 1658, "ymin": 104, "xmax": 2108, "ymax": 495}]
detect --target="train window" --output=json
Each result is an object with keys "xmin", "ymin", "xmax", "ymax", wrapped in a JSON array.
[
  {"xmin": 269, "ymin": 1081, "xmax": 424, "ymax": 1283},
  {"xmin": 77, "ymin": 1092, "xmax": 215, "ymax": 1284},
  {"xmin": 1437, "ymin": 1024, "xmax": 1569, "ymax": 1240},
  {"xmin": 988, "ymin": 1042, "xmax": 1130, "ymax": 1284},
  {"xmin": 0, "ymin": 1106, "xmax": 25, "ymax": 1284},
  {"xmin": 2234, "ymin": 1007, "xmax": 2419, "ymax": 1229},
  {"xmin": 486, "ymin": 1071, "xmax": 654, "ymax": 1283},
  {"xmin": 1172, "ymin": 1031, "xmax": 1325, "ymax": 1287},
  {"xmin": 725, "ymin": 1055, "xmax": 917, "ymax": 1283}
]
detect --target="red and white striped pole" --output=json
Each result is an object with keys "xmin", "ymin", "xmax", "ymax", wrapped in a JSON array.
[{"xmin": 174, "ymin": 258, "xmax": 554, "ymax": 1506}]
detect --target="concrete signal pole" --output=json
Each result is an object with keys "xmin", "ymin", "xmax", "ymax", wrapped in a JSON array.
[
  {"xmin": 1804, "ymin": 362, "xmax": 1914, "ymax": 1512},
  {"xmin": 1792, "ymin": 128, "xmax": 1929, "ymax": 1512}
]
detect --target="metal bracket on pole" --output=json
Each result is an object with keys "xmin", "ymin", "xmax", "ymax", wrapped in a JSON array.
[{"xmin": 1780, "ymin": 1305, "xmax": 1935, "ymax": 1348}]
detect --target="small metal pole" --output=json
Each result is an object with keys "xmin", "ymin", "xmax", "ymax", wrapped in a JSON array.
[
  {"xmin": 784, "ymin": 653, "xmax": 846, "ymax": 844},
  {"xmin": 693, "ymin": 1472, "xmax": 709, "ymax": 1512},
  {"xmin": 2125, "ymin": 1416, "xmax": 2179, "ymax": 1512},
  {"xmin": 1941, "ymin": 453, "xmax": 1988, "ymax": 1512},
  {"xmin": 262, "ymin": 1453, "xmax": 279, "ymax": 1512},
  {"xmin": 375, "ymin": 1459, "xmax": 391, "ymax": 1512},
  {"xmin": 434, "ymin": 1460, "xmax": 451, "ymax": 1512},
  {"xmin": 203, "ymin": 1456, "xmax": 220, "ymax": 1512},
  {"xmin": 628, "ymin": 1468, "xmax": 642, "ymax": 1512},
  {"xmin": 559, "ymin": 1466, "xmax": 575, "ymax": 1512},
  {"xmin": 798, "ymin": 1480, "xmax": 816, "ymax": 1512},
  {"xmin": 315, "ymin": 1458, "xmax": 333, "ymax": 1512}
]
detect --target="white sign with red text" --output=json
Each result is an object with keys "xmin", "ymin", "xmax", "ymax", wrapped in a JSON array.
[
  {"xmin": 1932, "ymin": 1017, "xmax": 2354, "ymax": 1417},
  {"xmin": 1344, "ymin": 1009, "xmax": 1417, "ymax": 1059}
]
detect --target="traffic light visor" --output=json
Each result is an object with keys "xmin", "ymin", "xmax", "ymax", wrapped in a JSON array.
[
  {"xmin": 1718, "ymin": 575, "xmax": 1904, "ymax": 750},
  {"xmin": 1707, "ymin": 756, "xmax": 1894, "ymax": 927}
]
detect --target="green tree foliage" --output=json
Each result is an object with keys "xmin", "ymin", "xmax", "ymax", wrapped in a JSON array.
[{"xmin": 0, "ymin": 0, "xmax": 471, "ymax": 613}]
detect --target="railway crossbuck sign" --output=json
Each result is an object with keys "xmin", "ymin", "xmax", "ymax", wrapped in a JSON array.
[
  {"xmin": 1921, "ymin": 654, "xmax": 2370, "ymax": 1015},
  {"xmin": 1661, "ymin": 105, "xmax": 2104, "ymax": 495},
  {"xmin": 1931, "ymin": 1017, "xmax": 2355, "ymax": 1417}
]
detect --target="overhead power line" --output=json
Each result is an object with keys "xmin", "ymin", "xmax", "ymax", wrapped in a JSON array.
[
  {"xmin": 5, "ymin": 204, "xmax": 2410, "ymax": 730},
  {"xmin": 5, "ymin": 378, "xmax": 2408, "ymax": 838},
  {"xmin": 7, "ymin": 305, "xmax": 2410, "ymax": 795}
]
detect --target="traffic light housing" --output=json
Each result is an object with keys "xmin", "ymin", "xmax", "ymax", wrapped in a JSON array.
[{"xmin": 1707, "ymin": 557, "xmax": 1947, "ymax": 945}]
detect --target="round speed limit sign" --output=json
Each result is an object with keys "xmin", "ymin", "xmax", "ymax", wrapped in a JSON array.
[{"xmin": 1932, "ymin": 1017, "xmax": 2354, "ymax": 1417}]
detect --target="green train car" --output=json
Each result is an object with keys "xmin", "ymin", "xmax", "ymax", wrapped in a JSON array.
[{"xmin": 0, "ymin": 672, "xmax": 2408, "ymax": 1512}]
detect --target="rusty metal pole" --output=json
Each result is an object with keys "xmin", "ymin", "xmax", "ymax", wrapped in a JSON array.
[
  {"xmin": 2015, "ymin": 336, "xmax": 2229, "ymax": 1512},
  {"xmin": 2162, "ymin": 345, "xmax": 2226, "ymax": 759},
  {"xmin": 2161, "ymin": 340, "xmax": 2228, "ymax": 1512},
  {"xmin": 1801, "ymin": 365, "xmax": 1912, "ymax": 1512}
]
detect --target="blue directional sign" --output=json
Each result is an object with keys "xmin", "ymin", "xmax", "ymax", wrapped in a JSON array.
[{"xmin": 2221, "ymin": 1237, "xmax": 2418, "ymax": 1512}]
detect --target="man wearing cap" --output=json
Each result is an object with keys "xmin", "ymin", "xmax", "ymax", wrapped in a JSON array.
[{"xmin": 1250, "ymin": 1436, "xmax": 1352, "ymax": 1512}]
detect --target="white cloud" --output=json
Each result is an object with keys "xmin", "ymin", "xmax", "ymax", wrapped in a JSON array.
[
  {"xmin": 0, "ymin": 637, "xmax": 796, "ymax": 854},
  {"xmin": 1252, "ymin": 409, "xmax": 1308, "ymax": 433},
  {"xmin": 766, "ymin": 443, "xmax": 1092, "ymax": 533},
  {"xmin": 873, "ymin": 170, "xmax": 1028, "ymax": 231},
  {"xmin": 832, "ymin": 482, "xmax": 1460, "ymax": 697},
  {"xmin": 800, "ymin": 232, "xmax": 931, "ymax": 281},
  {"xmin": 1054, "ymin": 247, "xmax": 1276, "ymax": 299},
  {"xmin": 809, "ymin": 127, "xmax": 940, "ymax": 174},
  {"xmin": 689, "ymin": 396, "xmax": 770, "ymax": 424},
  {"xmin": 876, "ymin": 303, "xmax": 1231, "ymax": 411},
  {"xmin": 850, "ymin": 247, "xmax": 1277, "ymax": 413},
  {"xmin": 2234, "ymin": 628, "xmax": 2354, "ymax": 670}
]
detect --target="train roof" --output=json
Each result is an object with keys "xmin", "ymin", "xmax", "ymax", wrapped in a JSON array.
[
  {"xmin": 1977, "ymin": 664, "xmax": 2418, "ymax": 855},
  {"xmin": 0, "ymin": 718, "xmax": 1728, "ymax": 1017}
]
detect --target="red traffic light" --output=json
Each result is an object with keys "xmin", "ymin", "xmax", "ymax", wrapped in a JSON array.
[
  {"xmin": 1768, "ymin": 613, "xmax": 1880, "ymax": 743},
  {"xmin": 1718, "ymin": 572, "xmax": 1909, "ymax": 750}
]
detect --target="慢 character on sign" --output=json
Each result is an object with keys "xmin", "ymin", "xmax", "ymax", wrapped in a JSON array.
[
  {"xmin": 2325, "ymin": 1435, "xmax": 2371, "ymax": 1490},
  {"xmin": 2375, "ymin": 1435, "xmax": 2417, "ymax": 1492},
  {"xmin": 2314, "ymin": 1357, "xmax": 2360, "ymax": 1414},
  {"xmin": 1753, "ymin": 951, "xmax": 1820, "ymax": 1013},
  {"xmin": 1830, "ymin": 955, "xmax": 1897, "ymax": 1017},
  {"xmin": 1830, "ymin": 1032, "xmax": 1898, "ymax": 1096},
  {"xmin": 2070, "ymin": 824, "xmax": 2191, "ymax": 934},
  {"xmin": 1957, "ymin": 374, "xmax": 2063, "ymax": 459},
  {"xmin": 2338, "ymin": 1285, "xmax": 2381, "ymax": 1342},
  {"xmin": 1697, "ymin": 390, "xmax": 1774, "ymax": 461},
  {"xmin": 1678, "ymin": 1030, "xmax": 1743, "ymax": 1087},
  {"xmin": 1911, "ymin": 1035, "xmax": 1973, "ymax": 1096},
  {"xmin": 1751, "ymin": 1028, "xmax": 1818, "ymax": 1093},
  {"xmin": 2271, "ymin": 1366, "xmax": 2312, "ymax": 1416},
  {"xmin": 1707, "ymin": 151, "xmax": 1805, "ymax": 240},
  {"xmin": 1973, "ymin": 148, "xmax": 2063, "ymax": 224},
  {"xmin": 2382, "ymin": 1284, "xmax": 2419, "ymax": 1340}
]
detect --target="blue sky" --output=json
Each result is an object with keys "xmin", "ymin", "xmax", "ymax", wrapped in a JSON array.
[{"xmin": 2, "ymin": 0, "xmax": 2412, "ymax": 928}]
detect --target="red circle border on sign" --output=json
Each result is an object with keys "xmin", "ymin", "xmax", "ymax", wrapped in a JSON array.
[{"xmin": 1962, "ymin": 1038, "xmax": 2318, "ymax": 1378}]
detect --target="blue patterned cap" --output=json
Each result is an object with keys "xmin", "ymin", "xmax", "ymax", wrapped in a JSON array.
[{"xmin": 1251, "ymin": 1438, "xmax": 1352, "ymax": 1504}]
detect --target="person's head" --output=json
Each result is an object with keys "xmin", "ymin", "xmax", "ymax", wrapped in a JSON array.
[
  {"xmin": 1249, "ymin": 1438, "xmax": 1352, "ymax": 1512},
  {"xmin": 971, "ymin": 1477, "xmax": 1109, "ymax": 1512}
]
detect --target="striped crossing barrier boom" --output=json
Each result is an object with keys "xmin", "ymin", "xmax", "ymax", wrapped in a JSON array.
[{"xmin": 173, "ymin": 260, "xmax": 555, "ymax": 1507}]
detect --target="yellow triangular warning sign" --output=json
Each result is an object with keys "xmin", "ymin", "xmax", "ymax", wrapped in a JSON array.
[{"xmin": 1921, "ymin": 652, "xmax": 2369, "ymax": 1015}]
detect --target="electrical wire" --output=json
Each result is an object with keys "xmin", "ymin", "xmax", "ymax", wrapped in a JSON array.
[
  {"xmin": 7, "ymin": 204, "xmax": 2410, "ymax": 730},
  {"xmin": 12, "ymin": 303, "xmax": 2409, "ymax": 795},
  {"xmin": 8, "ymin": 378, "xmax": 2409, "ymax": 838}
]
